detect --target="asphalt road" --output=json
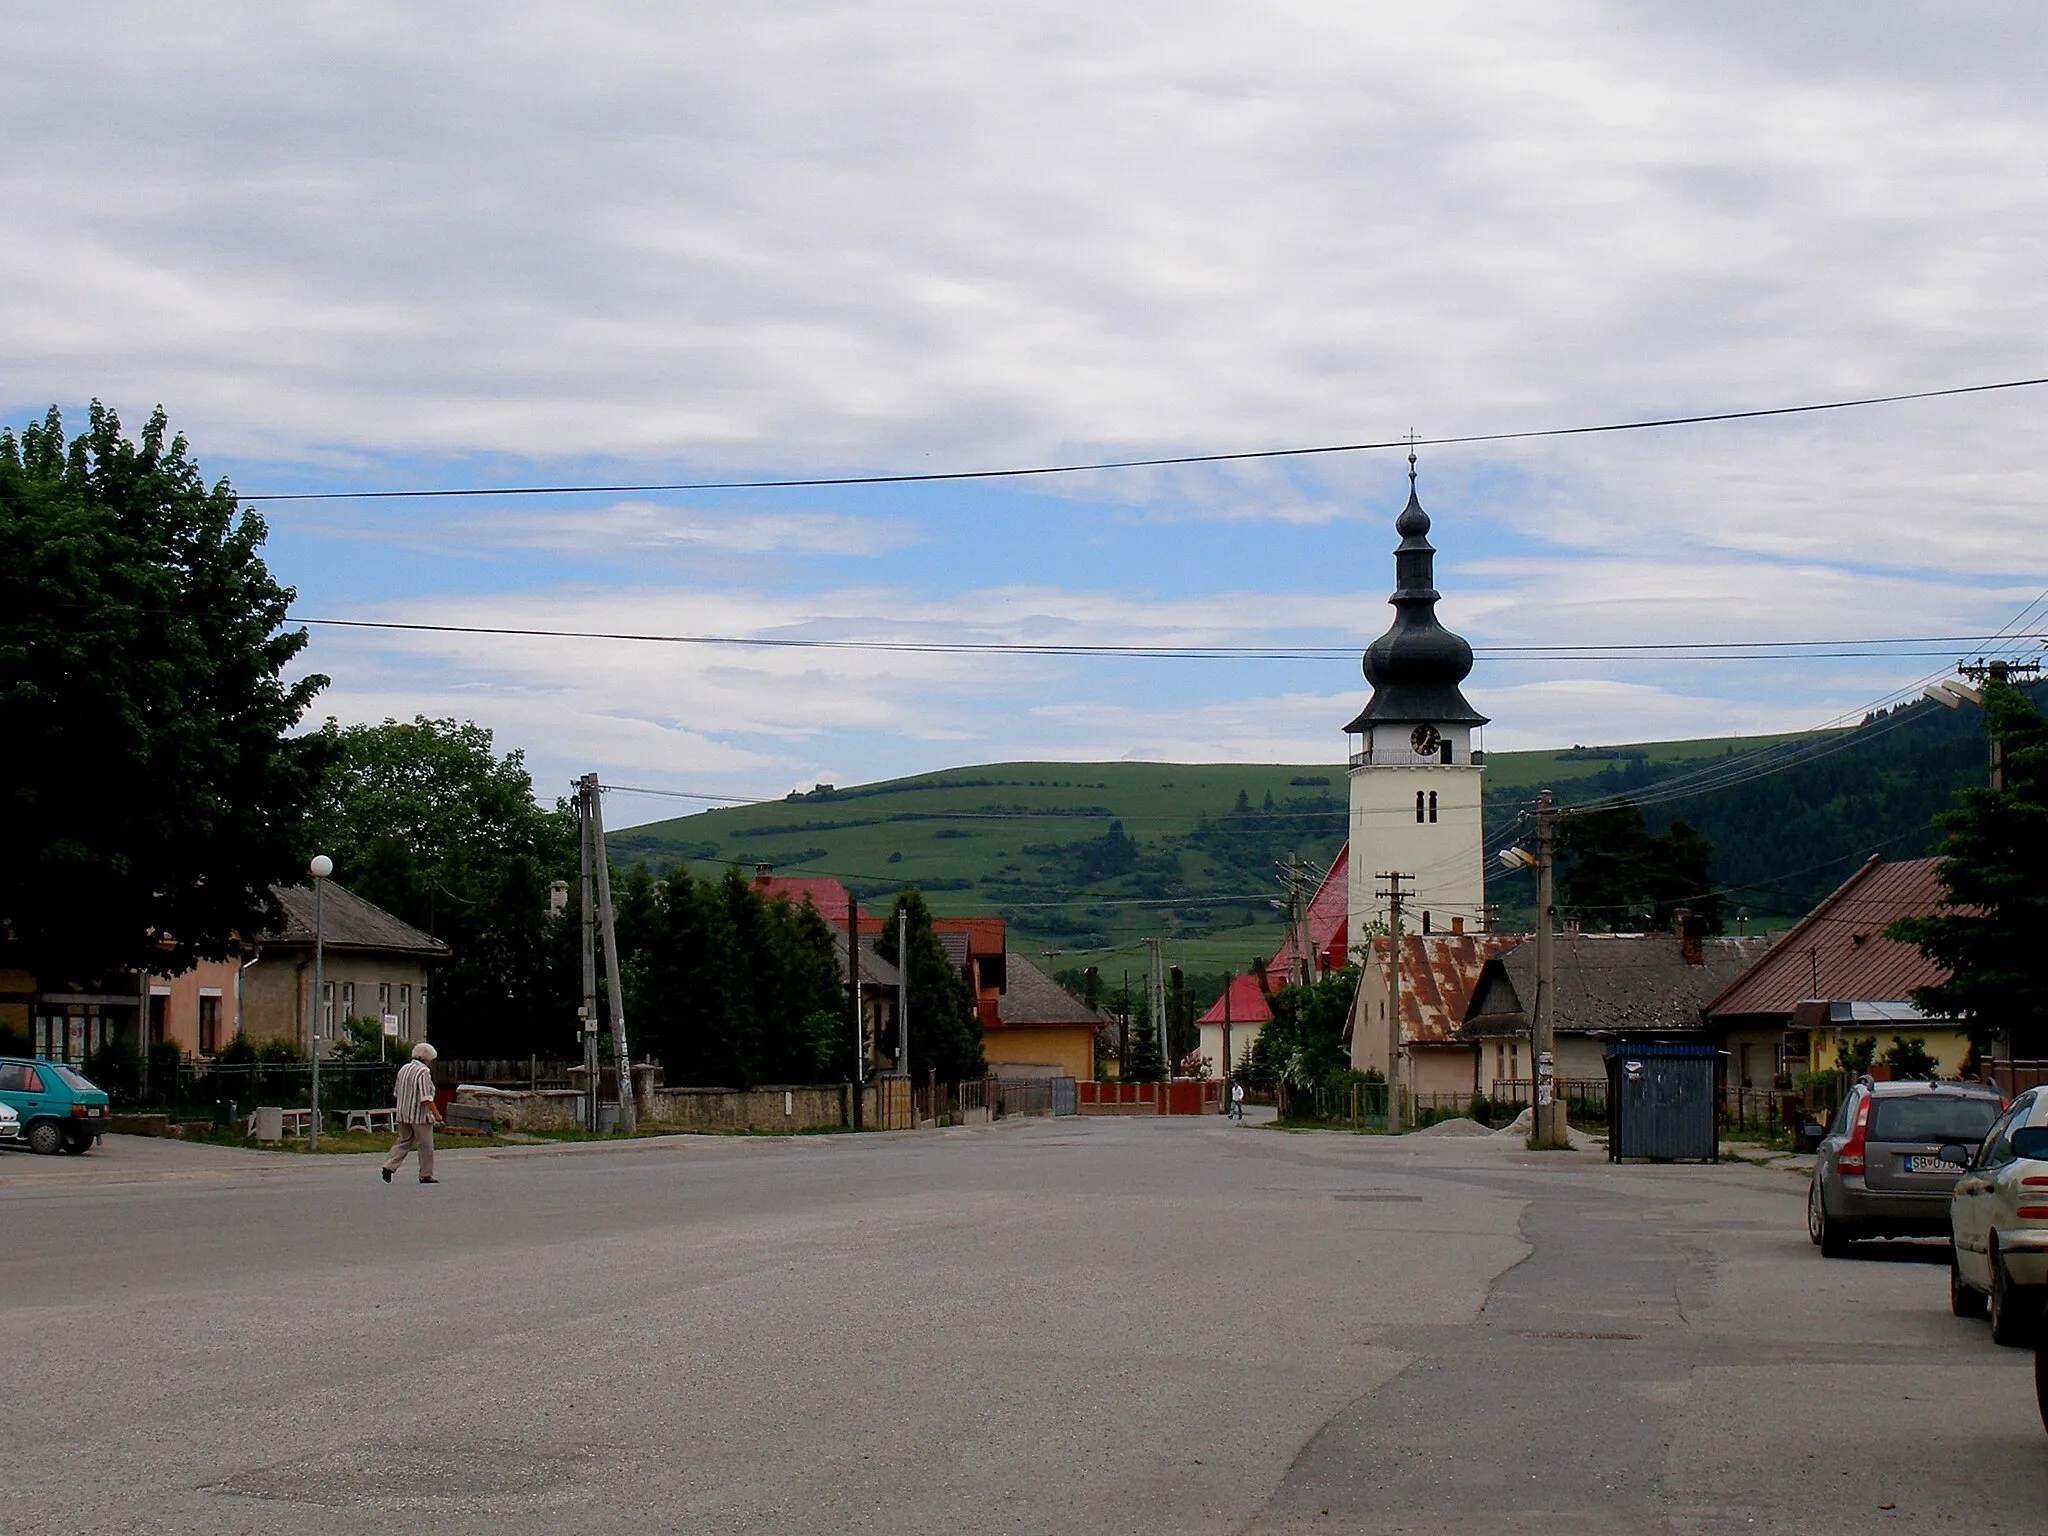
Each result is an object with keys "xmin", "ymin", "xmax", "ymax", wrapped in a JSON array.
[{"xmin": 3, "ymin": 1117, "xmax": 2043, "ymax": 1534}]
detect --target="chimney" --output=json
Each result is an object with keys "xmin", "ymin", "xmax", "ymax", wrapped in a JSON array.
[
  {"xmin": 1450, "ymin": 915, "xmax": 1465, "ymax": 935},
  {"xmin": 1676, "ymin": 908, "xmax": 1704, "ymax": 966},
  {"xmin": 754, "ymin": 862, "xmax": 773, "ymax": 886}
]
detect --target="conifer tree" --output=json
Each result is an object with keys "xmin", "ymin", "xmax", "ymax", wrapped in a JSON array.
[
  {"xmin": 870, "ymin": 889, "xmax": 985, "ymax": 1082},
  {"xmin": 1888, "ymin": 677, "xmax": 2048, "ymax": 1057}
]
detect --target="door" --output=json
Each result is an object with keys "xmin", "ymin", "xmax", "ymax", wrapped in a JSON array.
[
  {"xmin": 0, "ymin": 1060, "xmax": 51, "ymax": 1131},
  {"xmin": 1954, "ymin": 1097, "xmax": 2025, "ymax": 1287}
]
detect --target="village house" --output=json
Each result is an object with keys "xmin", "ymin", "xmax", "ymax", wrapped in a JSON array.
[
  {"xmin": 1459, "ymin": 917, "xmax": 1766, "ymax": 1095},
  {"xmin": 1703, "ymin": 854, "xmax": 1969, "ymax": 1084},
  {"xmin": 983, "ymin": 954, "xmax": 1110, "ymax": 1080},
  {"xmin": 1349, "ymin": 933, "xmax": 1523, "ymax": 1096},
  {"xmin": 238, "ymin": 883, "xmax": 451, "ymax": 1054}
]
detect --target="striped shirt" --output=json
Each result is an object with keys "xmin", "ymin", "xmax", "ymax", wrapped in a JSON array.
[{"xmin": 394, "ymin": 1059, "xmax": 436, "ymax": 1124}]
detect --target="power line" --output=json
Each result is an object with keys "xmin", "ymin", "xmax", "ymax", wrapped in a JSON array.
[
  {"xmin": 240, "ymin": 373, "xmax": 2048, "ymax": 503},
  {"xmin": 296, "ymin": 614, "xmax": 2048, "ymax": 663}
]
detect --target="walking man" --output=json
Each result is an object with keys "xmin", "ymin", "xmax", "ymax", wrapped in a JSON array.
[
  {"xmin": 1230, "ymin": 1080, "xmax": 1246, "ymax": 1121},
  {"xmin": 382, "ymin": 1041, "xmax": 441, "ymax": 1184}
]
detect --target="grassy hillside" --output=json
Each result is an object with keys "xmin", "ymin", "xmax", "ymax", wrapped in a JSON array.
[{"xmin": 608, "ymin": 690, "xmax": 2008, "ymax": 986}]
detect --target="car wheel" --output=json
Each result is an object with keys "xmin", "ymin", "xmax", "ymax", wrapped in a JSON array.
[
  {"xmin": 1990, "ymin": 1244, "xmax": 2041, "ymax": 1348},
  {"xmin": 1814, "ymin": 1183, "xmax": 1852, "ymax": 1258},
  {"xmin": 25, "ymin": 1119, "xmax": 64, "ymax": 1156},
  {"xmin": 1952, "ymin": 1252, "xmax": 1989, "ymax": 1319}
]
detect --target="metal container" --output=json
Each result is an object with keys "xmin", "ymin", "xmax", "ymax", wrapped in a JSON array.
[{"xmin": 1606, "ymin": 1043, "xmax": 1721, "ymax": 1162}]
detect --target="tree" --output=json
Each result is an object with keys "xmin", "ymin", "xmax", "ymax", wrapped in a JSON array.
[
  {"xmin": 0, "ymin": 403, "xmax": 331, "ymax": 983},
  {"xmin": 1242, "ymin": 969, "xmax": 1357, "ymax": 1090},
  {"xmin": 868, "ymin": 890, "xmax": 984, "ymax": 1082},
  {"xmin": 1122, "ymin": 991, "xmax": 1165, "ymax": 1082},
  {"xmin": 306, "ymin": 716, "xmax": 576, "ymax": 1057},
  {"xmin": 1887, "ymin": 676, "xmax": 2048, "ymax": 1058},
  {"xmin": 1557, "ymin": 799, "xmax": 1723, "ymax": 933}
]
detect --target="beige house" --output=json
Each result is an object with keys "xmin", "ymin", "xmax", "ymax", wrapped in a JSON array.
[{"xmin": 239, "ymin": 883, "xmax": 450, "ymax": 1054}]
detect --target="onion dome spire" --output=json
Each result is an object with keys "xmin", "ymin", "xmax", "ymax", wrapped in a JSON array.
[{"xmin": 1343, "ymin": 457, "xmax": 1488, "ymax": 731}]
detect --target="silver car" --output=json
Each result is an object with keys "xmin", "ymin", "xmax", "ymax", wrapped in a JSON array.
[
  {"xmin": 1943, "ymin": 1086, "xmax": 2048, "ymax": 1347},
  {"xmin": 0, "ymin": 1100, "xmax": 16, "ymax": 1143},
  {"xmin": 1808, "ymin": 1078, "xmax": 2003, "ymax": 1257}
]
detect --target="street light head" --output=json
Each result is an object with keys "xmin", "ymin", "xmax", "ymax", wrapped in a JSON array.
[
  {"xmin": 1499, "ymin": 847, "xmax": 1538, "ymax": 872},
  {"xmin": 309, "ymin": 854, "xmax": 333, "ymax": 880}
]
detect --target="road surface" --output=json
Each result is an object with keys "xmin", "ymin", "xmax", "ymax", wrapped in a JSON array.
[{"xmin": 3, "ymin": 1116, "xmax": 2042, "ymax": 1533}]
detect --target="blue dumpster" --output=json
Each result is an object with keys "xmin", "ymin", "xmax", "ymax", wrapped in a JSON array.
[{"xmin": 1606, "ymin": 1042, "xmax": 1721, "ymax": 1162}]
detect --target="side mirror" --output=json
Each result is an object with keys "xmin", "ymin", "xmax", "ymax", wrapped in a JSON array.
[{"xmin": 1939, "ymin": 1142, "xmax": 1974, "ymax": 1170}]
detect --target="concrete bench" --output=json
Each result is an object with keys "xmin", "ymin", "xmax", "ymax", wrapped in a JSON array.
[{"xmin": 343, "ymin": 1108, "xmax": 398, "ymax": 1134}]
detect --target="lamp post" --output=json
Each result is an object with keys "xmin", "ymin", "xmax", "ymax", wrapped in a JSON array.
[{"xmin": 309, "ymin": 854, "xmax": 332, "ymax": 1152}]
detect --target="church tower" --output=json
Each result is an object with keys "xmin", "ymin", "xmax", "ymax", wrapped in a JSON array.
[{"xmin": 1343, "ymin": 457, "xmax": 1488, "ymax": 941}]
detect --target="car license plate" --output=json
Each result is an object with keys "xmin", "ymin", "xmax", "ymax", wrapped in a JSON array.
[{"xmin": 1908, "ymin": 1155, "xmax": 1963, "ymax": 1174}]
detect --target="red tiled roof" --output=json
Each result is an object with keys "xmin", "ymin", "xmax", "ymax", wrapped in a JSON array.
[
  {"xmin": 1703, "ymin": 855, "xmax": 1948, "ymax": 1021},
  {"xmin": 1272, "ymin": 846, "xmax": 1350, "ymax": 976},
  {"xmin": 1198, "ymin": 973, "xmax": 1275, "ymax": 1028},
  {"xmin": 1362, "ymin": 934, "xmax": 1527, "ymax": 1045},
  {"xmin": 753, "ymin": 874, "xmax": 864, "ymax": 922}
]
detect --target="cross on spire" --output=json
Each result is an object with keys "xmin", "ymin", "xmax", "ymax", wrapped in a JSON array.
[{"xmin": 1404, "ymin": 429, "xmax": 1419, "ymax": 489}]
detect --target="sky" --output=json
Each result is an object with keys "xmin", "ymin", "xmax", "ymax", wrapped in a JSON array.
[{"xmin": 6, "ymin": 1, "xmax": 2045, "ymax": 828}]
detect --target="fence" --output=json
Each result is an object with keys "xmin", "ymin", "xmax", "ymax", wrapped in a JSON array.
[
  {"xmin": 1985, "ymin": 1060, "xmax": 2048, "ymax": 1098},
  {"xmin": 106, "ymin": 1062, "xmax": 399, "ymax": 1119}
]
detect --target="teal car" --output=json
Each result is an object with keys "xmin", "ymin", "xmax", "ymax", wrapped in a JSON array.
[{"xmin": 0, "ymin": 1057, "xmax": 111, "ymax": 1154}]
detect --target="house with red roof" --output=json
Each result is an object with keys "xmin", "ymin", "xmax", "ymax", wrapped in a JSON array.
[{"xmin": 1703, "ymin": 854, "xmax": 1966, "ymax": 1085}]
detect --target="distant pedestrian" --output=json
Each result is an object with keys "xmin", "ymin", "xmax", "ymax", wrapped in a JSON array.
[
  {"xmin": 381, "ymin": 1041, "xmax": 441, "ymax": 1184},
  {"xmin": 1230, "ymin": 1081, "xmax": 1246, "ymax": 1121}
]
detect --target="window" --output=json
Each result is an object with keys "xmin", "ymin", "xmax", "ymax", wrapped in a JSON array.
[
  {"xmin": 1440, "ymin": 740, "xmax": 1454, "ymax": 765},
  {"xmin": 1427, "ymin": 791, "xmax": 1438, "ymax": 823},
  {"xmin": 0, "ymin": 1062, "xmax": 36, "ymax": 1092},
  {"xmin": 378, "ymin": 982, "xmax": 392, "ymax": 1021},
  {"xmin": 320, "ymin": 981, "xmax": 335, "ymax": 1039},
  {"xmin": 148, "ymin": 992, "xmax": 169, "ymax": 1044},
  {"xmin": 340, "ymin": 981, "xmax": 355, "ymax": 1020},
  {"xmin": 1414, "ymin": 791, "xmax": 1425, "ymax": 823},
  {"xmin": 1421, "ymin": 911, "xmax": 1432, "ymax": 934},
  {"xmin": 399, "ymin": 984, "xmax": 412, "ymax": 1035},
  {"xmin": 1867, "ymin": 1094, "xmax": 2001, "ymax": 1145},
  {"xmin": 198, "ymin": 995, "xmax": 222, "ymax": 1056}
]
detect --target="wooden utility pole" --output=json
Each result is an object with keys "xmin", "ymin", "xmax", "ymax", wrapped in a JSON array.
[
  {"xmin": 847, "ymin": 890, "xmax": 864, "ymax": 1129},
  {"xmin": 577, "ymin": 777, "xmax": 600, "ymax": 1132},
  {"xmin": 1377, "ymin": 872, "xmax": 1411, "ymax": 1131},
  {"xmin": 1533, "ymin": 788, "xmax": 1564, "ymax": 1148},
  {"xmin": 584, "ymin": 774, "xmax": 636, "ymax": 1133},
  {"xmin": 897, "ymin": 908, "xmax": 910, "ymax": 1085},
  {"xmin": 1146, "ymin": 938, "xmax": 1167, "ymax": 1077}
]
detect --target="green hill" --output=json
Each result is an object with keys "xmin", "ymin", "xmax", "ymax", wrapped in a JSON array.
[{"xmin": 608, "ymin": 692, "xmax": 2012, "ymax": 986}]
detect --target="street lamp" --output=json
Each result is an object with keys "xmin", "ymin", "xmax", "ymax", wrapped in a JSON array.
[{"xmin": 309, "ymin": 854, "xmax": 332, "ymax": 1151}]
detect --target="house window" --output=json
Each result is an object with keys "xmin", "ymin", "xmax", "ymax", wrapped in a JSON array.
[
  {"xmin": 149, "ymin": 991, "xmax": 170, "ymax": 1044},
  {"xmin": 378, "ymin": 982, "xmax": 392, "ymax": 1021},
  {"xmin": 340, "ymin": 981, "xmax": 355, "ymax": 1022},
  {"xmin": 1427, "ymin": 791, "xmax": 1438, "ymax": 823},
  {"xmin": 399, "ymin": 984, "xmax": 412, "ymax": 1036},
  {"xmin": 198, "ymin": 995, "xmax": 222, "ymax": 1056},
  {"xmin": 1415, "ymin": 791, "xmax": 1426, "ymax": 823},
  {"xmin": 320, "ymin": 981, "xmax": 335, "ymax": 1040}
]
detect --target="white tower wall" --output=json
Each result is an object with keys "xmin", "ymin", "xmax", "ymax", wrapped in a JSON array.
[{"xmin": 1345, "ymin": 760, "xmax": 1487, "ymax": 945}]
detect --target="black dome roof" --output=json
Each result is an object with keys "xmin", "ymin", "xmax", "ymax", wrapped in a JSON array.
[{"xmin": 1343, "ymin": 480, "xmax": 1488, "ymax": 732}]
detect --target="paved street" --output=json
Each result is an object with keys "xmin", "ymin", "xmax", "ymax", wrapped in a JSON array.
[{"xmin": 4, "ymin": 1118, "xmax": 2043, "ymax": 1534}]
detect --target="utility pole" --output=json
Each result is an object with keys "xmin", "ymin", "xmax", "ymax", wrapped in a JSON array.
[
  {"xmin": 1376, "ymin": 872, "xmax": 1411, "ymax": 1131},
  {"xmin": 848, "ymin": 890, "xmax": 864, "ymax": 1129},
  {"xmin": 1533, "ymin": 788, "xmax": 1564, "ymax": 1148},
  {"xmin": 1956, "ymin": 658, "xmax": 2039, "ymax": 791},
  {"xmin": 1146, "ymin": 938, "xmax": 1167, "ymax": 1078},
  {"xmin": 898, "ymin": 908, "xmax": 910, "ymax": 1085},
  {"xmin": 1221, "ymin": 966, "xmax": 1234, "ymax": 1096},
  {"xmin": 577, "ymin": 779, "xmax": 599, "ymax": 1132},
  {"xmin": 583, "ymin": 774, "xmax": 636, "ymax": 1133}
]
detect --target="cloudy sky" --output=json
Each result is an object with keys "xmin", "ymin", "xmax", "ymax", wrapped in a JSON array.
[{"xmin": 6, "ymin": 1, "xmax": 2044, "ymax": 824}]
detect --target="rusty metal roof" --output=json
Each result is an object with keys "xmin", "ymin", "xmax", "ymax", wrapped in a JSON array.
[
  {"xmin": 1361, "ymin": 934, "xmax": 1525, "ymax": 1045},
  {"xmin": 1703, "ymin": 855, "xmax": 1948, "ymax": 1022}
]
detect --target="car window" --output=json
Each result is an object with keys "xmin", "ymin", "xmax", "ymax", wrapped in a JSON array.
[
  {"xmin": 51, "ymin": 1065, "xmax": 96, "ymax": 1094},
  {"xmin": 1980, "ymin": 1101, "xmax": 2026, "ymax": 1168},
  {"xmin": 1831, "ymin": 1087, "xmax": 1862, "ymax": 1141},
  {"xmin": 0, "ymin": 1063, "xmax": 21, "ymax": 1092},
  {"xmin": 1866, "ymin": 1095, "xmax": 2001, "ymax": 1144}
]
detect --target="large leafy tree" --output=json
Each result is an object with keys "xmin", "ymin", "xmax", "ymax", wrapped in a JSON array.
[
  {"xmin": 0, "ymin": 403, "xmax": 329, "ymax": 983},
  {"xmin": 1888, "ymin": 677, "xmax": 2048, "ymax": 1058},
  {"xmin": 869, "ymin": 889, "xmax": 984, "ymax": 1082},
  {"xmin": 306, "ymin": 716, "xmax": 575, "ymax": 1057},
  {"xmin": 1557, "ymin": 798, "xmax": 1722, "ymax": 933}
]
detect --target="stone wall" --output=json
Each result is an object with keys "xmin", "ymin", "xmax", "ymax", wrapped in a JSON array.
[
  {"xmin": 645, "ymin": 1084, "xmax": 849, "ymax": 1132},
  {"xmin": 452, "ymin": 1085, "xmax": 581, "ymax": 1131}
]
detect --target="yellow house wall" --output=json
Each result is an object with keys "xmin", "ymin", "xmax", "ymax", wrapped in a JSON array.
[
  {"xmin": 238, "ymin": 953, "xmax": 432, "ymax": 1053},
  {"xmin": 982, "ymin": 1027, "xmax": 1093, "ymax": 1080},
  {"xmin": 1812, "ymin": 1027, "xmax": 1972, "ymax": 1079},
  {"xmin": 1408, "ymin": 1045, "xmax": 1479, "ymax": 1098},
  {"xmin": 0, "ymin": 966, "xmax": 34, "ymax": 1042}
]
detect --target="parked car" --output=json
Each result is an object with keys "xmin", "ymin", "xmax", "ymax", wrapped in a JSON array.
[
  {"xmin": 0, "ymin": 1099, "xmax": 18, "ymax": 1143},
  {"xmin": 1808, "ymin": 1078, "xmax": 2003, "ymax": 1257},
  {"xmin": 0, "ymin": 1057, "xmax": 112, "ymax": 1154},
  {"xmin": 1943, "ymin": 1088, "xmax": 2048, "ymax": 1346}
]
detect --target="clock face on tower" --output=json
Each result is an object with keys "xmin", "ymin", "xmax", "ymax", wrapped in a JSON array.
[{"xmin": 1410, "ymin": 724, "xmax": 1442, "ymax": 756}]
